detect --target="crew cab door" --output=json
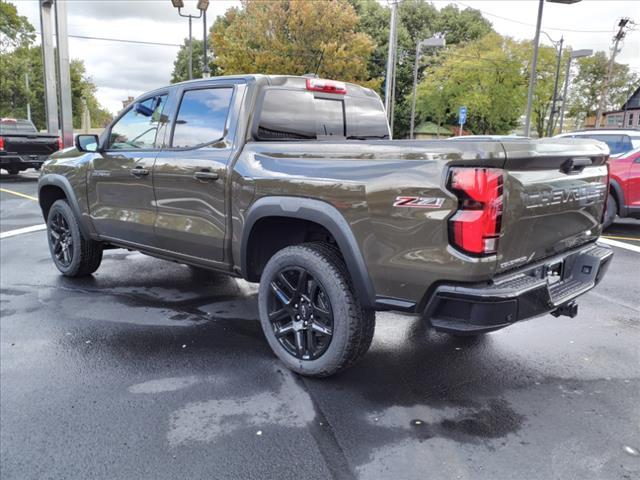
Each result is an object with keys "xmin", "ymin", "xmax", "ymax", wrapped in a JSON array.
[
  {"xmin": 88, "ymin": 93, "xmax": 168, "ymax": 246},
  {"xmin": 152, "ymin": 81, "xmax": 242, "ymax": 263}
]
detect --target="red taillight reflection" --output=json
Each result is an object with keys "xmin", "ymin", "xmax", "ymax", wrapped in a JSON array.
[
  {"xmin": 57, "ymin": 137, "xmax": 63, "ymax": 150},
  {"xmin": 0, "ymin": 136, "xmax": 4, "ymax": 151},
  {"xmin": 306, "ymin": 78, "xmax": 347, "ymax": 94},
  {"xmin": 448, "ymin": 167, "xmax": 503, "ymax": 255}
]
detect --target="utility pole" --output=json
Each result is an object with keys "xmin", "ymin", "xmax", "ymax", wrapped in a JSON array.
[
  {"xmin": 557, "ymin": 48, "xmax": 592, "ymax": 134},
  {"xmin": 523, "ymin": 0, "xmax": 545, "ymax": 137},
  {"xmin": 409, "ymin": 37, "xmax": 445, "ymax": 139},
  {"xmin": 595, "ymin": 18, "xmax": 630, "ymax": 128},
  {"xmin": 39, "ymin": 0, "xmax": 59, "ymax": 135},
  {"xmin": 202, "ymin": 7, "xmax": 210, "ymax": 78},
  {"xmin": 546, "ymin": 35, "xmax": 563, "ymax": 136},
  {"xmin": 523, "ymin": 0, "xmax": 583, "ymax": 137},
  {"xmin": 188, "ymin": 14, "xmax": 193, "ymax": 79},
  {"xmin": 384, "ymin": 0, "xmax": 399, "ymax": 131}
]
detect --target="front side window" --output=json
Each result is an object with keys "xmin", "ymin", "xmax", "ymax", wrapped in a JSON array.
[
  {"xmin": 171, "ymin": 87, "xmax": 233, "ymax": 148},
  {"xmin": 108, "ymin": 95, "xmax": 167, "ymax": 150}
]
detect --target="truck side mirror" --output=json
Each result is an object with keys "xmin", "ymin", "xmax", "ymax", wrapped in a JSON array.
[{"xmin": 75, "ymin": 134, "xmax": 100, "ymax": 153}]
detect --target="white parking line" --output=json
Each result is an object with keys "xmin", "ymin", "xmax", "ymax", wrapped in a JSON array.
[
  {"xmin": 0, "ymin": 224, "xmax": 47, "ymax": 239},
  {"xmin": 599, "ymin": 237, "xmax": 640, "ymax": 254}
]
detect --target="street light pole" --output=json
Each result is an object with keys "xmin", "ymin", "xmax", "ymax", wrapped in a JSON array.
[
  {"xmin": 202, "ymin": 7, "xmax": 210, "ymax": 78},
  {"xmin": 384, "ymin": 0, "xmax": 398, "ymax": 125},
  {"xmin": 172, "ymin": 0, "xmax": 209, "ymax": 80},
  {"xmin": 409, "ymin": 37, "xmax": 445, "ymax": 140},
  {"xmin": 546, "ymin": 34, "xmax": 563, "ymax": 137},
  {"xmin": 523, "ymin": 0, "xmax": 582, "ymax": 137},
  {"xmin": 557, "ymin": 48, "xmax": 592, "ymax": 134},
  {"xmin": 188, "ymin": 14, "xmax": 193, "ymax": 79}
]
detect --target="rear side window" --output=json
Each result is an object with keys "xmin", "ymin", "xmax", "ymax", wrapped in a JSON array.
[
  {"xmin": 171, "ymin": 88, "xmax": 233, "ymax": 148},
  {"xmin": 0, "ymin": 119, "xmax": 37, "ymax": 134},
  {"xmin": 255, "ymin": 89, "xmax": 389, "ymax": 141}
]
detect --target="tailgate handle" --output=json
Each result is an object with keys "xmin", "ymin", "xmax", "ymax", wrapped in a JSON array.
[{"xmin": 562, "ymin": 157, "xmax": 591, "ymax": 174}]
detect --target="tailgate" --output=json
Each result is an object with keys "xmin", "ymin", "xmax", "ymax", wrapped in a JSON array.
[
  {"xmin": 4, "ymin": 135, "xmax": 59, "ymax": 155},
  {"xmin": 496, "ymin": 139, "xmax": 609, "ymax": 272}
]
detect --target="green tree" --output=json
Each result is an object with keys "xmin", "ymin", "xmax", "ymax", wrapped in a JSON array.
[
  {"xmin": 170, "ymin": 37, "xmax": 220, "ymax": 83},
  {"xmin": 568, "ymin": 51, "xmax": 639, "ymax": 124},
  {"xmin": 351, "ymin": 0, "xmax": 493, "ymax": 137},
  {"xmin": 0, "ymin": 1, "xmax": 35, "ymax": 52},
  {"xmin": 211, "ymin": 0, "xmax": 377, "ymax": 87},
  {"xmin": 524, "ymin": 43, "xmax": 567, "ymax": 138},
  {"xmin": 0, "ymin": 1, "xmax": 111, "ymax": 129},
  {"xmin": 415, "ymin": 33, "xmax": 526, "ymax": 135}
]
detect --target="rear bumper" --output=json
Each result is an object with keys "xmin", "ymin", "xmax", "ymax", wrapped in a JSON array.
[{"xmin": 424, "ymin": 242, "xmax": 613, "ymax": 335}]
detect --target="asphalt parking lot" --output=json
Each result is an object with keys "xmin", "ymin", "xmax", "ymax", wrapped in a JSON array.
[{"xmin": 1, "ymin": 170, "xmax": 639, "ymax": 480}]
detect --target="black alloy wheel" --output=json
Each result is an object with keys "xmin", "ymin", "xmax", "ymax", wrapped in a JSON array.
[
  {"xmin": 49, "ymin": 210, "xmax": 74, "ymax": 267},
  {"xmin": 46, "ymin": 199, "xmax": 103, "ymax": 277},
  {"xmin": 267, "ymin": 267, "xmax": 334, "ymax": 360}
]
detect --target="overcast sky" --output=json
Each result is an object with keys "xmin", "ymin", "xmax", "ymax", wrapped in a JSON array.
[{"xmin": 13, "ymin": 0, "xmax": 640, "ymax": 114}]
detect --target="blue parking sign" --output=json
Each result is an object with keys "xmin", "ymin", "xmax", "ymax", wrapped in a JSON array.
[{"xmin": 459, "ymin": 106, "xmax": 467, "ymax": 125}]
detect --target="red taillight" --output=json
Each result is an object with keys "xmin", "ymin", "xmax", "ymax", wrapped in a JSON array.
[
  {"xmin": 306, "ymin": 78, "xmax": 347, "ymax": 94},
  {"xmin": 0, "ymin": 136, "xmax": 4, "ymax": 151},
  {"xmin": 448, "ymin": 167, "xmax": 503, "ymax": 255},
  {"xmin": 57, "ymin": 137, "xmax": 63, "ymax": 150}
]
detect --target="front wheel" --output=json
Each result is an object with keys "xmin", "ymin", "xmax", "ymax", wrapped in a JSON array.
[
  {"xmin": 258, "ymin": 243, "xmax": 375, "ymax": 377},
  {"xmin": 47, "ymin": 199, "xmax": 103, "ymax": 276}
]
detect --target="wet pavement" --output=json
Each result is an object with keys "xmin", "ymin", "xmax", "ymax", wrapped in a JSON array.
[{"xmin": 1, "ymin": 170, "xmax": 639, "ymax": 480}]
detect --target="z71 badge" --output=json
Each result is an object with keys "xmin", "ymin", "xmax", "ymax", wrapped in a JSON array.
[{"xmin": 393, "ymin": 196, "xmax": 445, "ymax": 208}]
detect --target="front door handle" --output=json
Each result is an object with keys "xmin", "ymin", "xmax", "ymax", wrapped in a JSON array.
[
  {"xmin": 193, "ymin": 170, "xmax": 219, "ymax": 181},
  {"xmin": 131, "ymin": 166, "xmax": 149, "ymax": 177}
]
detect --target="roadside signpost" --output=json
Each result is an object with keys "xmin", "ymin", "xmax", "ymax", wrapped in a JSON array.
[{"xmin": 458, "ymin": 106, "xmax": 467, "ymax": 136}]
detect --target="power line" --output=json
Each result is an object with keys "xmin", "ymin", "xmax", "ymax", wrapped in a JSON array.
[
  {"xmin": 36, "ymin": 31, "xmax": 182, "ymax": 47},
  {"xmin": 453, "ymin": 1, "xmax": 615, "ymax": 34}
]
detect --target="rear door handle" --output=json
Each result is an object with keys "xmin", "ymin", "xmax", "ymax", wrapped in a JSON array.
[
  {"xmin": 131, "ymin": 167, "xmax": 149, "ymax": 177},
  {"xmin": 193, "ymin": 170, "xmax": 219, "ymax": 181}
]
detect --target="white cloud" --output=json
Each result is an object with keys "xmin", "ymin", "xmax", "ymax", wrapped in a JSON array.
[{"xmin": 12, "ymin": 0, "xmax": 639, "ymax": 114}]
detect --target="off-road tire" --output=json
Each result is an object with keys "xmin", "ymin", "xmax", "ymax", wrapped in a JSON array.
[
  {"xmin": 47, "ymin": 199, "xmax": 103, "ymax": 277},
  {"xmin": 258, "ymin": 242, "xmax": 375, "ymax": 377}
]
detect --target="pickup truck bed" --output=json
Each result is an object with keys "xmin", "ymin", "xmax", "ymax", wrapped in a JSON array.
[
  {"xmin": 37, "ymin": 74, "xmax": 613, "ymax": 377},
  {"xmin": 0, "ymin": 118, "xmax": 61, "ymax": 174}
]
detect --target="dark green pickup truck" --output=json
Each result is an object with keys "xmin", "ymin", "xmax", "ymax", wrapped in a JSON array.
[{"xmin": 38, "ymin": 75, "xmax": 613, "ymax": 377}]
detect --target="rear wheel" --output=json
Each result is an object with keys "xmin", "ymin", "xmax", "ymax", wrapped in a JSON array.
[
  {"xmin": 258, "ymin": 243, "xmax": 375, "ymax": 377},
  {"xmin": 6, "ymin": 168, "xmax": 19, "ymax": 175},
  {"xmin": 47, "ymin": 199, "xmax": 103, "ymax": 277},
  {"xmin": 603, "ymin": 193, "xmax": 617, "ymax": 229}
]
